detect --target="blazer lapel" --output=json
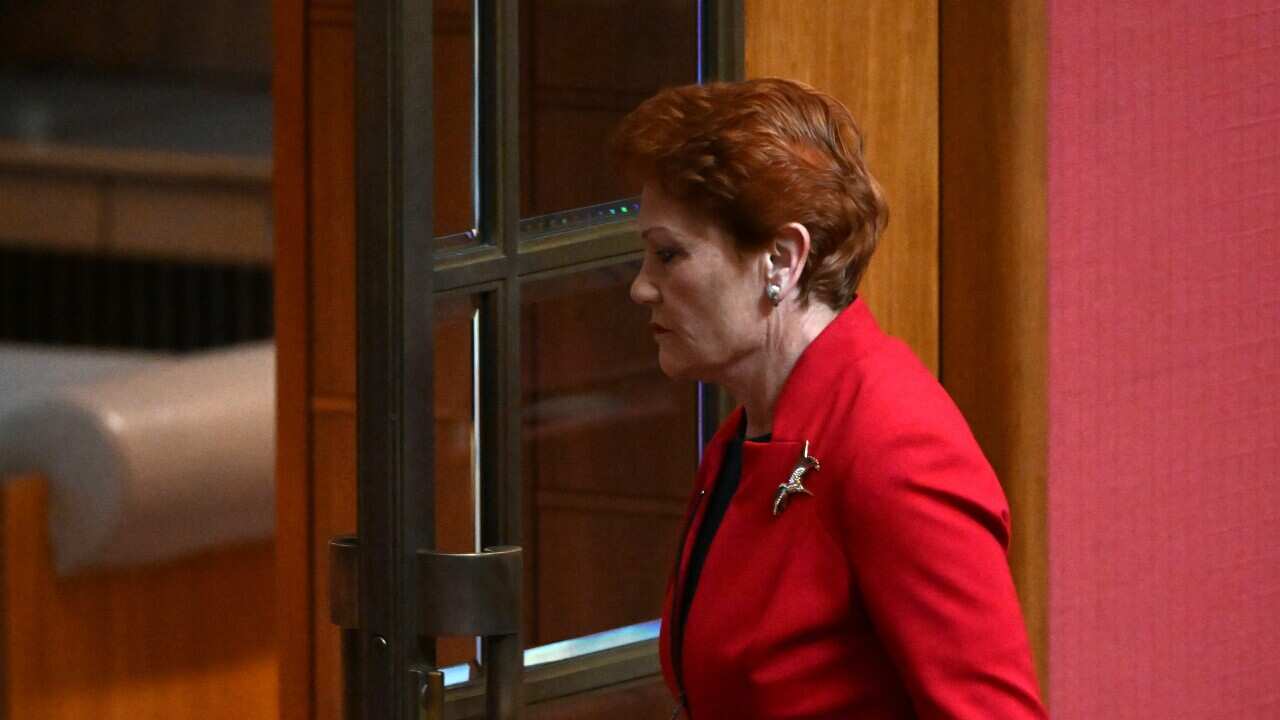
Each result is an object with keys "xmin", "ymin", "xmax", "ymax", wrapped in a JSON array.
[{"xmin": 661, "ymin": 407, "xmax": 744, "ymax": 694}]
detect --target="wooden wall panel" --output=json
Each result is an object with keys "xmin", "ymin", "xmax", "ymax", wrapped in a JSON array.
[
  {"xmin": 295, "ymin": 19, "xmax": 360, "ymax": 712},
  {"xmin": 307, "ymin": 23, "xmax": 359, "ymax": 400},
  {"xmin": 746, "ymin": 0, "xmax": 940, "ymax": 372},
  {"xmin": 299, "ymin": 11, "xmax": 360, "ymax": 720},
  {"xmin": 273, "ymin": 0, "xmax": 313, "ymax": 718},
  {"xmin": 310, "ymin": 411, "xmax": 357, "ymax": 720},
  {"xmin": 2, "ymin": 476, "xmax": 277, "ymax": 720},
  {"xmin": 939, "ymin": 0, "xmax": 1049, "ymax": 687}
]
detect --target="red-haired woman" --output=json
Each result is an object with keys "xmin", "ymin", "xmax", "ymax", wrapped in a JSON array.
[{"xmin": 613, "ymin": 78, "xmax": 1047, "ymax": 719}]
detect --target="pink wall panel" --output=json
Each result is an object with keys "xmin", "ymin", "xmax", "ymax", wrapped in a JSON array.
[{"xmin": 1048, "ymin": 2, "xmax": 1280, "ymax": 717}]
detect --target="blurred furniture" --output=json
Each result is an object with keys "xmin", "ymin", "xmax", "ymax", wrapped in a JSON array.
[
  {"xmin": 0, "ymin": 343, "xmax": 278, "ymax": 719},
  {"xmin": 0, "ymin": 72, "xmax": 274, "ymax": 355},
  {"xmin": 0, "ymin": 68, "xmax": 271, "ymax": 261}
]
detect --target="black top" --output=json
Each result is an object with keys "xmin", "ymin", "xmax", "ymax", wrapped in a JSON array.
[{"xmin": 678, "ymin": 421, "xmax": 771, "ymax": 637}]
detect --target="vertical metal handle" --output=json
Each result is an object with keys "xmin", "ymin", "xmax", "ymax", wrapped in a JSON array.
[
  {"xmin": 483, "ymin": 632, "xmax": 522, "ymax": 719},
  {"xmin": 418, "ymin": 545, "xmax": 523, "ymax": 720},
  {"xmin": 334, "ymin": 539, "xmax": 523, "ymax": 718},
  {"xmin": 329, "ymin": 536, "xmax": 362, "ymax": 720}
]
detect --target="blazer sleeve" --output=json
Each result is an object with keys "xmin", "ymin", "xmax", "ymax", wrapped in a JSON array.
[{"xmin": 833, "ymin": 370, "xmax": 1048, "ymax": 719}]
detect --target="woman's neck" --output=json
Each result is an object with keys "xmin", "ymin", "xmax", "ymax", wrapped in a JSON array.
[{"xmin": 723, "ymin": 301, "xmax": 837, "ymax": 438}]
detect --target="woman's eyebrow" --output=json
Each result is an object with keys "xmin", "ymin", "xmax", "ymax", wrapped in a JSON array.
[{"xmin": 641, "ymin": 226, "xmax": 682, "ymax": 242}]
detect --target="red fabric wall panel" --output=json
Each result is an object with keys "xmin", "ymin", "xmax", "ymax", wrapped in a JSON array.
[{"xmin": 1048, "ymin": 2, "xmax": 1280, "ymax": 717}]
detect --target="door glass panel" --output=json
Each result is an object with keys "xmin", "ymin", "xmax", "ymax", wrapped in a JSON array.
[
  {"xmin": 518, "ymin": 0, "xmax": 699, "ymax": 230},
  {"xmin": 520, "ymin": 261, "xmax": 697, "ymax": 649},
  {"xmin": 434, "ymin": 291, "xmax": 481, "ymax": 667},
  {"xmin": 434, "ymin": 0, "xmax": 478, "ymax": 252}
]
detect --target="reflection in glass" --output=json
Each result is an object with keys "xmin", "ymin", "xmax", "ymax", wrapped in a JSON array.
[
  {"xmin": 441, "ymin": 619, "xmax": 660, "ymax": 688},
  {"xmin": 434, "ymin": 292, "xmax": 481, "ymax": 666},
  {"xmin": 434, "ymin": 0, "xmax": 477, "ymax": 250},
  {"xmin": 519, "ymin": 0, "xmax": 699, "ymax": 224},
  {"xmin": 521, "ymin": 262, "xmax": 697, "ymax": 648},
  {"xmin": 524, "ymin": 619, "xmax": 660, "ymax": 667},
  {"xmin": 518, "ymin": 197, "xmax": 640, "ymax": 241}
]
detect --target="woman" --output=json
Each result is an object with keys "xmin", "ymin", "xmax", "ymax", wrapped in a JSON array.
[{"xmin": 612, "ymin": 79, "xmax": 1047, "ymax": 719}]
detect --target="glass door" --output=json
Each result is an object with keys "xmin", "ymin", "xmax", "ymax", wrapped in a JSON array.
[{"xmin": 341, "ymin": 1, "xmax": 743, "ymax": 718}]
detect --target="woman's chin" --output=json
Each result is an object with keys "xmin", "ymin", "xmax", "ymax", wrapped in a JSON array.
[
  {"xmin": 656, "ymin": 349, "xmax": 690, "ymax": 380},
  {"xmin": 657, "ymin": 349, "xmax": 709, "ymax": 383}
]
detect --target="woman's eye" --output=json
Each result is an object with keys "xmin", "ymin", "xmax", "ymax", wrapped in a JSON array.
[{"xmin": 656, "ymin": 248, "xmax": 679, "ymax": 263}]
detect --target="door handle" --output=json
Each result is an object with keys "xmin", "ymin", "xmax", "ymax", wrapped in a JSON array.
[
  {"xmin": 328, "ymin": 536, "xmax": 523, "ymax": 720},
  {"xmin": 418, "ymin": 545, "xmax": 523, "ymax": 720},
  {"xmin": 330, "ymin": 536, "xmax": 362, "ymax": 720}
]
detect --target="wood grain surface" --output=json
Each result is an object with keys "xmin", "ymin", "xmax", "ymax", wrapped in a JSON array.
[
  {"xmin": 310, "ymin": 411, "xmax": 356, "ymax": 720},
  {"xmin": 2, "ymin": 475, "xmax": 277, "ymax": 720},
  {"xmin": 273, "ymin": 0, "xmax": 313, "ymax": 717},
  {"xmin": 746, "ymin": 0, "xmax": 940, "ymax": 372},
  {"xmin": 306, "ymin": 22, "xmax": 358, "ymax": 401},
  {"xmin": 299, "ymin": 23, "xmax": 358, "ymax": 714},
  {"xmin": 939, "ymin": 0, "xmax": 1049, "ymax": 688}
]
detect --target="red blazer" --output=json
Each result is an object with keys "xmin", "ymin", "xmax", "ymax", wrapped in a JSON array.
[{"xmin": 659, "ymin": 299, "xmax": 1047, "ymax": 719}]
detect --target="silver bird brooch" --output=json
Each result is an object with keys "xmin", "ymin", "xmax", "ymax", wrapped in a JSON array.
[{"xmin": 772, "ymin": 440, "xmax": 820, "ymax": 517}]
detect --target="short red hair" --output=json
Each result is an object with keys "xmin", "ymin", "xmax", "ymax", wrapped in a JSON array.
[{"xmin": 611, "ymin": 78, "xmax": 888, "ymax": 309}]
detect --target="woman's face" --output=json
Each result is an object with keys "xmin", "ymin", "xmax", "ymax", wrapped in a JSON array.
[{"xmin": 630, "ymin": 183, "xmax": 768, "ymax": 382}]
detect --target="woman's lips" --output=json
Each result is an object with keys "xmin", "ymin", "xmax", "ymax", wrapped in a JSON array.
[{"xmin": 650, "ymin": 322, "xmax": 671, "ymax": 335}]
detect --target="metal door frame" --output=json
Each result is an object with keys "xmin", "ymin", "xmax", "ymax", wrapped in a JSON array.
[
  {"xmin": 350, "ymin": 2, "xmax": 743, "ymax": 718},
  {"xmin": 354, "ymin": 0, "xmax": 435, "ymax": 718}
]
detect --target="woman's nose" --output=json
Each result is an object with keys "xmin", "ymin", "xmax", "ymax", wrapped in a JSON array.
[{"xmin": 630, "ymin": 268, "xmax": 659, "ymax": 305}]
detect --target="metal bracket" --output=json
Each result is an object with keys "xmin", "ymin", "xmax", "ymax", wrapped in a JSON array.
[
  {"xmin": 330, "ymin": 535, "xmax": 362, "ymax": 629},
  {"xmin": 417, "ymin": 545, "xmax": 521, "ymax": 637},
  {"xmin": 418, "ymin": 545, "xmax": 523, "ymax": 719},
  {"xmin": 329, "ymin": 536, "xmax": 523, "ymax": 719}
]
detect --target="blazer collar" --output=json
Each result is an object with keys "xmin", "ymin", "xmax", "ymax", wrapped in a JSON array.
[
  {"xmin": 699, "ymin": 297, "xmax": 883, "ymax": 470},
  {"xmin": 666, "ymin": 300, "xmax": 881, "ymax": 688},
  {"xmin": 690, "ymin": 299, "xmax": 883, "ymax": 513},
  {"xmin": 770, "ymin": 296, "xmax": 882, "ymax": 442}
]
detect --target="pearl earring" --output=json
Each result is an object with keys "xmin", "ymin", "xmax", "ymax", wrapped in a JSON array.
[{"xmin": 766, "ymin": 283, "xmax": 782, "ymax": 305}]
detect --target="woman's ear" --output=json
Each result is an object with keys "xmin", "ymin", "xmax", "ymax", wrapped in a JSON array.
[{"xmin": 765, "ymin": 222, "xmax": 812, "ymax": 300}]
